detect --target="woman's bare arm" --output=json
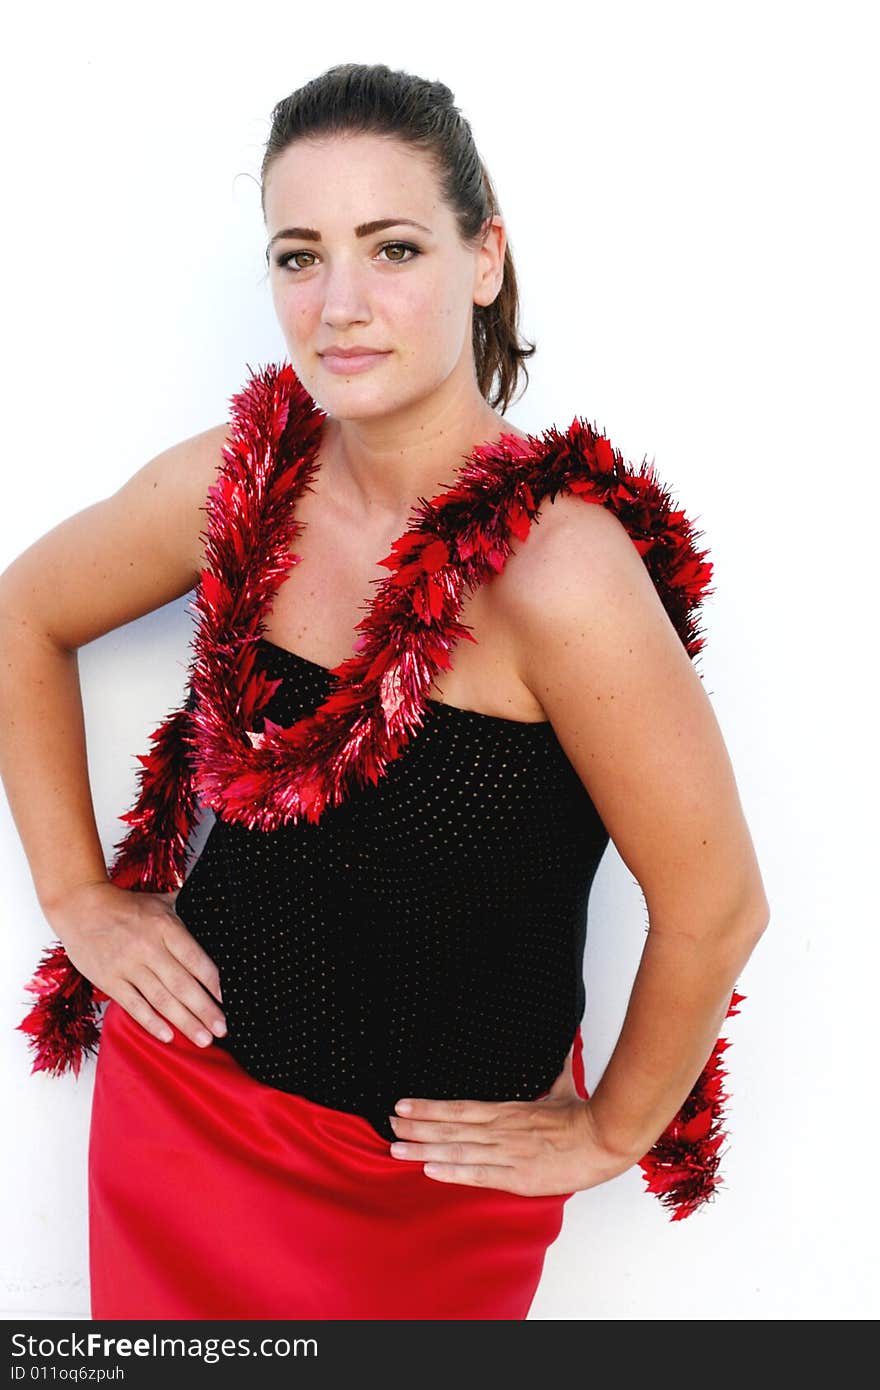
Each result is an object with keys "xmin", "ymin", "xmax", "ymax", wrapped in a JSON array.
[
  {"xmin": 0, "ymin": 421, "xmax": 229, "ymax": 910},
  {"xmin": 0, "ymin": 422, "xmax": 233, "ymax": 1048},
  {"xmin": 506, "ymin": 494, "xmax": 770, "ymax": 1161}
]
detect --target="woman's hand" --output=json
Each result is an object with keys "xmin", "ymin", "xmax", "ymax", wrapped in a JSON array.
[
  {"xmin": 388, "ymin": 1048, "xmax": 639, "ymax": 1196},
  {"xmin": 46, "ymin": 879, "xmax": 227, "ymax": 1049}
]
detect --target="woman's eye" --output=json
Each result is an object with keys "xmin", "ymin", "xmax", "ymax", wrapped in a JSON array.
[
  {"xmin": 378, "ymin": 241, "xmax": 420, "ymax": 264},
  {"xmin": 275, "ymin": 241, "xmax": 421, "ymax": 272},
  {"xmin": 277, "ymin": 250, "xmax": 316, "ymax": 271}
]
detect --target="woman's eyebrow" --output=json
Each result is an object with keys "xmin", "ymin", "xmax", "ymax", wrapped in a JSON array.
[{"xmin": 267, "ymin": 217, "xmax": 433, "ymax": 250}]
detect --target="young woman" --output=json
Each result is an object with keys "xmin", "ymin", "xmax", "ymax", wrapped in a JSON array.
[{"xmin": 2, "ymin": 63, "xmax": 768, "ymax": 1320}]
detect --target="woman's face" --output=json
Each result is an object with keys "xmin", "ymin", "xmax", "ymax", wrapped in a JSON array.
[{"xmin": 262, "ymin": 132, "xmax": 504, "ymax": 422}]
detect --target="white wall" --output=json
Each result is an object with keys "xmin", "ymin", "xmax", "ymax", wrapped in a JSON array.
[{"xmin": 1, "ymin": 0, "xmax": 876, "ymax": 1320}]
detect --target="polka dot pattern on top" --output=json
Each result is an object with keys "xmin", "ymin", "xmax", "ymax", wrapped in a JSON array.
[{"xmin": 173, "ymin": 637, "xmax": 610, "ymax": 1143}]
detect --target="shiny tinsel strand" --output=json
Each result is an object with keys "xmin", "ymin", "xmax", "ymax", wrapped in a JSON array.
[{"xmin": 17, "ymin": 362, "xmax": 738, "ymax": 1219}]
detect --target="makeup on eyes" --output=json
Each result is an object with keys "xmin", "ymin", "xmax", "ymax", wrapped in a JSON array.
[{"xmin": 274, "ymin": 241, "xmax": 422, "ymax": 271}]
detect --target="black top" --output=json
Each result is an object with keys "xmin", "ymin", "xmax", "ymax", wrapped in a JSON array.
[{"xmin": 173, "ymin": 637, "xmax": 610, "ymax": 1143}]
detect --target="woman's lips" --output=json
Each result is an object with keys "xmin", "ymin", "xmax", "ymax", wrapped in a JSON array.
[{"xmin": 320, "ymin": 351, "xmax": 391, "ymax": 375}]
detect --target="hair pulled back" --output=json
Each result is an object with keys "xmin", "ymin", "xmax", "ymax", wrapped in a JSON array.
[{"xmin": 261, "ymin": 62, "xmax": 536, "ymax": 412}]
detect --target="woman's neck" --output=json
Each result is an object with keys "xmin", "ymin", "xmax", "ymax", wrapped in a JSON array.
[{"xmin": 320, "ymin": 404, "xmax": 531, "ymax": 522}]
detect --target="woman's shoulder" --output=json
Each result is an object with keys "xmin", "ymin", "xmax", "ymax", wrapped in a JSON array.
[
  {"xmin": 500, "ymin": 488, "xmax": 645, "ymax": 615},
  {"xmin": 140, "ymin": 420, "xmax": 237, "ymax": 582},
  {"xmin": 493, "ymin": 484, "xmax": 669, "ymax": 701}
]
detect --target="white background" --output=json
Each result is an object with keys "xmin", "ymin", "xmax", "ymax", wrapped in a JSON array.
[{"xmin": 1, "ymin": 0, "xmax": 876, "ymax": 1320}]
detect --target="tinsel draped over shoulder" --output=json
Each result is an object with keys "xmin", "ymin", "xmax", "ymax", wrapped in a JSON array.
[{"xmin": 17, "ymin": 360, "xmax": 744, "ymax": 1222}]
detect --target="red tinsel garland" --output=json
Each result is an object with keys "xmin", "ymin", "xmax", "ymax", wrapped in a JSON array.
[{"xmin": 18, "ymin": 360, "xmax": 744, "ymax": 1220}]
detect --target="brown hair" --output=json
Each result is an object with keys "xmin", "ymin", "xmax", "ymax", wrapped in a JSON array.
[{"xmin": 260, "ymin": 62, "xmax": 536, "ymax": 413}]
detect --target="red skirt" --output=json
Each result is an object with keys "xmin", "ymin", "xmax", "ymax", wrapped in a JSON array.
[{"xmin": 88, "ymin": 999, "xmax": 589, "ymax": 1320}]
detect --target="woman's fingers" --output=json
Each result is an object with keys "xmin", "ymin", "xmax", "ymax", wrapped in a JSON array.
[
  {"xmin": 113, "ymin": 980, "xmax": 178, "ymax": 1044},
  {"xmin": 161, "ymin": 916, "xmax": 224, "ymax": 1007},
  {"xmin": 130, "ymin": 954, "xmax": 226, "ymax": 1048},
  {"xmin": 47, "ymin": 881, "xmax": 227, "ymax": 1046}
]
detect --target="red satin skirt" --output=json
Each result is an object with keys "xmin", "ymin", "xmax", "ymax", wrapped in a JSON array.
[{"xmin": 88, "ymin": 999, "xmax": 589, "ymax": 1320}]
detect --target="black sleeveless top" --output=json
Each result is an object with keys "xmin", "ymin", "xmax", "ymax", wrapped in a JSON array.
[{"xmin": 174, "ymin": 637, "xmax": 610, "ymax": 1142}]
